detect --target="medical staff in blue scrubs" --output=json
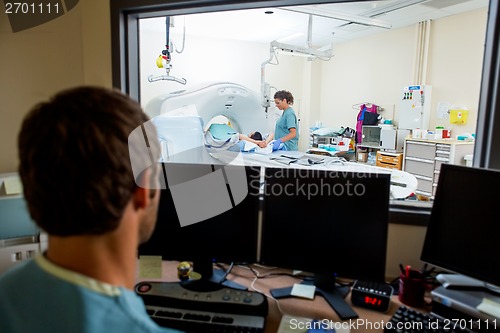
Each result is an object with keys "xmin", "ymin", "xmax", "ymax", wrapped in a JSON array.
[{"xmin": 266, "ymin": 90, "xmax": 299, "ymax": 151}]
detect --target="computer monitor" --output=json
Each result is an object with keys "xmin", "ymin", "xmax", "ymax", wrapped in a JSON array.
[
  {"xmin": 421, "ymin": 164, "xmax": 500, "ymax": 292},
  {"xmin": 138, "ymin": 162, "xmax": 262, "ymax": 290},
  {"xmin": 260, "ymin": 167, "xmax": 391, "ymax": 318},
  {"xmin": 0, "ymin": 196, "xmax": 39, "ymax": 240}
]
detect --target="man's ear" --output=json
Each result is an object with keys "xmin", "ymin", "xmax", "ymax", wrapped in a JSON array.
[{"xmin": 133, "ymin": 168, "xmax": 153, "ymax": 210}]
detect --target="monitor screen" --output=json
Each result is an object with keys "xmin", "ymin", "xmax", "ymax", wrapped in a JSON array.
[
  {"xmin": 260, "ymin": 167, "xmax": 391, "ymax": 283},
  {"xmin": 421, "ymin": 164, "xmax": 500, "ymax": 288},
  {"xmin": 138, "ymin": 162, "xmax": 262, "ymax": 281}
]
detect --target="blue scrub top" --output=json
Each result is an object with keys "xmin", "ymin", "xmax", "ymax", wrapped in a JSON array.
[
  {"xmin": 275, "ymin": 107, "xmax": 299, "ymax": 151},
  {"xmin": 0, "ymin": 255, "xmax": 180, "ymax": 333}
]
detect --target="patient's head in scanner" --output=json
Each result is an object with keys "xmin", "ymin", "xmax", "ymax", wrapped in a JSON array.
[
  {"xmin": 18, "ymin": 86, "xmax": 161, "ymax": 243},
  {"xmin": 248, "ymin": 131, "xmax": 262, "ymax": 141}
]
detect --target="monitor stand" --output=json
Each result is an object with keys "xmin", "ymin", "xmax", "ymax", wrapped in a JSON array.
[
  {"xmin": 437, "ymin": 273, "xmax": 484, "ymax": 289},
  {"xmin": 269, "ymin": 273, "xmax": 359, "ymax": 320},
  {"xmin": 191, "ymin": 259, "xmax": 248, "ymax": 291},
  {"xmin": 437, "ymin": 274, "xmax": 500, "ymax": 295}
]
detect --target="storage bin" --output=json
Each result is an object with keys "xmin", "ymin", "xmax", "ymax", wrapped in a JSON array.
[{"xmin": 356, "ymin": 148, "xmax": 368, "ymax": 162}]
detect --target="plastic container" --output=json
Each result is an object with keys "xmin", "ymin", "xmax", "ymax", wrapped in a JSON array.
[
  {"xmin": 435, "ymin": 126, "xmax": 444, "ymax": 139},
  {"xmin": 367, "ymin": 152, "xmax": 377, "ymax": 165}
]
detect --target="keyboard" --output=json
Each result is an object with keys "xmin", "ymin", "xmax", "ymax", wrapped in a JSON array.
[
  {"xmin": 135, "ymin": 280, "xmax": 268, "ymax": 333},
  {"xmin": 385, "ymin": 305, "xmax": 477, "ymax": 333}
]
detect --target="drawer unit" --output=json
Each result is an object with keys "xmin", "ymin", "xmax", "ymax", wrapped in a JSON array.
[
  {"xmin": 433, "ymin": 170, "xmax": 441, "ymax": 184},
  {"xmin": 414, "ymin": 175, "xmax": 433, "ymax": 194},
  {"xmin": 404, "ymin": 157, "xmax": 435, "ymax": 177},
  {"xmin": 376, "ymin": 151, "xmax": 403, "ymax": 170},
  {"xmin": 405, "ymin": 141, "xmax": 436, "ymax": 159},
  {"xmin": 403, "ymin": 138, "xmax": 474, "ymax": 200},
  {"xmin": 434, "ymin": 157, "xmax": 449, "ymax": 173}
]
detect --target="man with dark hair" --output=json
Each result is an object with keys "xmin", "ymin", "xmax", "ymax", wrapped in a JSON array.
[{"xmin": 0, "ymin": 86, "xmax": 180, "ymax": 333}]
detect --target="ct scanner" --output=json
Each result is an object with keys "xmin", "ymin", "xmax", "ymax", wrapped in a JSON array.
[
  {"xmin": 145, "ymin": 82, "xmax": 273, "ymax": 163},
  {"xmin": 142, "ymin": 81, "xmax": 417, "ymax": 200},
  {"xmin": 145, "ymin": 82, "xmax": 272, "ymax": 135}
]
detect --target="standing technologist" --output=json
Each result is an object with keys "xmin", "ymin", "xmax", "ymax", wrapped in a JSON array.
[{"xmin": 266, "ymin": 90, "xmax": 299, "ymax": 151}]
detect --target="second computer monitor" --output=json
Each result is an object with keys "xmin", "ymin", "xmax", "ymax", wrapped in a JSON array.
[{"xmin": 260, "ymin": 167, "xmax": 391, "ymax": 283}]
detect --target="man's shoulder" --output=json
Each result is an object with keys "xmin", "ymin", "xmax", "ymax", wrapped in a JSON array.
[{"xmin": 0, "ymin": 259, "xmax": 37, "ymax": 281}]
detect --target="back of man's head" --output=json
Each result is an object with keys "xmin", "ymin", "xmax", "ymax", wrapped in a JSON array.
[{"xmin": 18, "ymin": 86, "xmax": 159, "ymax": 236}]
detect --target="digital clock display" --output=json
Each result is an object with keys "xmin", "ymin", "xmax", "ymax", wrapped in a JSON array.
[
  {"xmin": 350, "ymin": 280, "xmax": 393, "ymax": 313},
  {"xmin": 364, "ymin": 296, "xmax": 383, "ymax": 306}
]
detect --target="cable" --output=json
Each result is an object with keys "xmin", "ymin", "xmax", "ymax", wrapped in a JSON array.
[
  {"xmin": 217, "ymin": 261, "xmax": 234, "ymax": 283},
  {"xmin": 173, "ymin": 16, "xmax": 186, "ymax": 53},
  {"xmin": 246, "ymin": 265, "xmax": 288, "ymax": 316}
]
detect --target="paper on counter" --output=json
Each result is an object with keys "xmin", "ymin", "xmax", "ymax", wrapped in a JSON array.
[
  {"xmin": 291, "ymin": 283, "xmax": 316, "ymax": 300},
  {"xmin": 477, "ymin": 298, "xmax": 500, "ymax": 319},
  {"xmin": 138, "ymin": 255, "xmax": 162, "ymax": 279},
  {"xmin": 3, "ymin": 176, "xmax": 23, "ymax": 195}
]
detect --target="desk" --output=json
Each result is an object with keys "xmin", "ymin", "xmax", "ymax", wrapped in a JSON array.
[{"xmin": 136, "ymin": 260, "xmax": 429, "ymax": 333}]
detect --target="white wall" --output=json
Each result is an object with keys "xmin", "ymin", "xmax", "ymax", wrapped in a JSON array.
[
  {"xmin": 426, "ymin": 9, "xmax": 487, "ymax": 135},
  {"xmin": 319, "ymin": 26, "xmax": 415, "ymax": 130}
]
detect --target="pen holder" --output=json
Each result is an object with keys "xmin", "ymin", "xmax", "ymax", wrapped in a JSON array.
[{"xmin": 398, "ymin": 269, "xmax": 425, "ymax": 307}]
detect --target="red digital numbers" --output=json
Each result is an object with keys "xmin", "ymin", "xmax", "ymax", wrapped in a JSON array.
[{"xmin": 364, "ymin": 296, "xmax": 382, "ymax": 306}]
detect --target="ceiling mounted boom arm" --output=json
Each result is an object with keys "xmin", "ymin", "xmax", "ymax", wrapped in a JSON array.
[{"xmin": 270, "ymin": 40, "xmax": 333, "ymax": 59}]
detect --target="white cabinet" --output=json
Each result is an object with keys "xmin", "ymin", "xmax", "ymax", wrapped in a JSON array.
[{"xmin": 403, "ymin": 138, "xmax": 474, "ymax": 198}]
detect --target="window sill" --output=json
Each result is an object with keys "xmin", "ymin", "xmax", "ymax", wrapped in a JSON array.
[{"xmin": 389, "ymin": 200, "xmax": 431, "ymax": 226}]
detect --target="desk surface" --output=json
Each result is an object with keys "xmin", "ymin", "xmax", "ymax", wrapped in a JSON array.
[{"xmin": 136, "ymin": 260, "xmax": 432, "ymax": 333}]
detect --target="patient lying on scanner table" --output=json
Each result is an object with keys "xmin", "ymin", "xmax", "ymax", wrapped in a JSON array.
[{"xmin": 205, "ymin": 123, "xmax": 273, "ymax": 154}]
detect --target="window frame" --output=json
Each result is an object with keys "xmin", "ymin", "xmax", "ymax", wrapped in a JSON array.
[{"xmin": 110, "ymin": 0, "xmax": 500, "ymax": 225}]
